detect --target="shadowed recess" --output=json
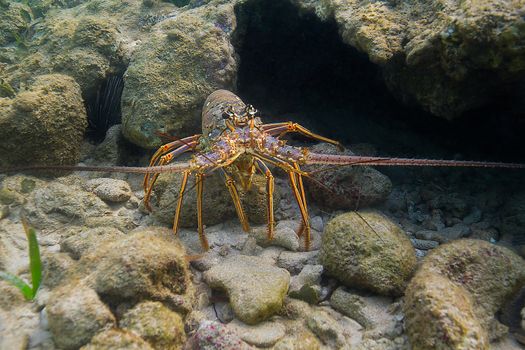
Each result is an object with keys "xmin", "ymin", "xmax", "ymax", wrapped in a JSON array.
[{"xmin": 233, "ymin": 0, "xmax": 525, "ymax": 163}]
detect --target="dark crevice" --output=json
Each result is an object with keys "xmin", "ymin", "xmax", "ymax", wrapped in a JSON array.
[
  {"xmin": 86, "ymin": 74, "xmax": 125, "ymax": 142},
  {"xmin": 232, "ymin": 0, "xmax": 525, "ymax": 164}
]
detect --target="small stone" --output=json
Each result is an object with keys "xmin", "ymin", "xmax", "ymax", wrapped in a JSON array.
[
  {"xmin": 289, "ymin": 265, "xmax": 323, "ymax": 303},
  {"xmin": 228, "ymin": 319, "xmax": 286, "ymax": 347},
  {"xmin": 310, "ymin": 216, "xmax": 323, "ymax": 232},
  {"xmin": 415, "ymin": 229, "xmax": 449, "ymax": 243},
  {"xmin": 204, "ymin": 255, "xmax": 290, "ymax": 324},
  {"xmin": 252, "ymin": 224, "xmax": 300, "ymax": 251},
  {"xmin": 84, "ymin": 178, "xmax": 132, "ymax": 203},
  {"xmin": 277, "ymin": 250, "xmax": 318, "ymax": 275},
  {"xmin": 0, "ymin": 205, "xmax": 9, "ymax": 220},
  {"xmin": 438, "ymin": 223, "xmax": 470, "ymax": 240},
  {"xmin": 41, "ymin": 252, "xmax": 74, "ymax": 288},
  {"xmin": 463, "ymin": 207, "xmax": 482, "ymax": 225},
  {"xmin": 120, "ymin": 301, "xmax": 186, "ymax": 349},
  {"xmin": 410, "ymin": 238, "xmax": 439, "ymax": 250}
]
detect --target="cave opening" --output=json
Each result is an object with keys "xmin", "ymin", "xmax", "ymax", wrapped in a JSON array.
[{"xmin": 232, "ymin": 0, "xmax": 525, "ymax": 164}]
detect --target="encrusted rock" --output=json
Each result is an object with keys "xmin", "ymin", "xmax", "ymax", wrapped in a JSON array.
[
  {"xmin": 304, "ymin": 144, "xmax": 392, "ymax": 210},
  {"xmin": 404, "ymin": 239, "xmax": 525, "ymax": 349},
  {"xmin": 320, "ymin": 210, "xmax": 417, "ymax": 296},
  {"xmin": 80, "ymin": 329, "xmax": 153, "ymax": 350},
  {"xmin": 252, "ymin": 220, "xmax": 300, "ymax": 251},
  {"xmin": 80, "ymin": 227, "xmax": 192, "ymax": 314},
  {"xmin": 289, "ymin": 264, "xmax": 323, "ymax": 304},
  {"xmin": 0, "ymin": 74, "xmax": 87, "ymax": 168},
  {"xmin": 306, "ymin": 309, "xmax": 347, "ymax": 348},
  {"xmin": 47, "ymin": 284, "xmax": 116, "ymax": 350},
  {"xmin": 84, "ymin": 178, "xmax": 132, "ymax": 203},
  {"xmin": 120, "ymin": 301, "xmax": 186, "ymax": 350},
  {"xmin": 277, "ymin": 250, "xmax": 319, "ymax": 275},
  {"xmin": 61, "ymin": 226, "xmax": 125, "ymax": 260},
  {"xmin": 41, "ymin": 252, "xmax": 75, "ymax": 288},
  {"xmin": 121, "ymin": 7, "xmax": 237, "ymax": 149},
  {"xmin": 404, "ymin": 271, "xmax": 488, "ymax": 350},
  {"xmin": 203, "ymin": 255, "xmax": 290, "ymax": 324}
]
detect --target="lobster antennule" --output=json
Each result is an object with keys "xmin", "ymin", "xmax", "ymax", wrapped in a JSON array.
[
  {"xmin": 303, "ymin": 153, "xmax": 525, "ymax": 169},
  {"xmin": 0, "ymin": 161, "xmax": 194, "ymax": 175}
]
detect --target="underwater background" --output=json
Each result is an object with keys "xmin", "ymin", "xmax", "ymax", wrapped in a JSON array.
[{"xmin": 0, "ymin": 0, "xmax": 525, "ymax": 349}]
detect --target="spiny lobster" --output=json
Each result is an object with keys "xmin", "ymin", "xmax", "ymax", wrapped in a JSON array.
[{"xmin": 2, "ymin": 90, "xmax": 525, "ymax": 251}]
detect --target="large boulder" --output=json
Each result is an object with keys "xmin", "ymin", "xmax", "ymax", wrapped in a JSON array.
[
  {"xmin": 0, "ymin": 74, "xmax": 87, "ymax": 167},
  {"xmin": 121, "ymin": 5, "xmax": 238, "ymax": 148},
  {"xmin": 319, "ymin": 210, "xmax": 416, "ymax": 296},
  {"xmin": 404, "ymin": 239, "xmax": 525, "ymax": 349}
]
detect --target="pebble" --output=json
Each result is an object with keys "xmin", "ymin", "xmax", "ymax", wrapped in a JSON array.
[
  {"xmin": 277, "ymin": 250, "xmax": 319, "ymax": 275},
  {"xmin": 410, "ymin": 238, "xmax": 439, "ymax": 250},
  {"xmin": 84, "ymin": 178, "xmax": 132, "ymax": 203}
]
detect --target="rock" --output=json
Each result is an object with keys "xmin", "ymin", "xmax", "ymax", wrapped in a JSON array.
[
  {"xmin": 152, "ymin": 172, "xmax": 278, "ymax": 230},
  {"xmin": 0, "ymin": 280, "xmax": 26, "ymax": 310},
  {"xmin": 203, "ymin": 255, "xmax": 290, "ymax": 324},
  {"xmin": 289, "ymin": 265, "xmax": 323, "ymax": 304},
  {"xmin": 80, "ymin": 227, "xmax": 192, "ymax": 314},
  {"xmin": 0, "ymin": 2, "xmax": 34, "ymax": 46},
  {"xmin": 0, "ymin": 74, "xmax": 87, "ymax": 168},
  {"xmin": 121, "ymin": 7, "xmax": 237, "ymax": 148},
  {"xmin": 415, "ymin": 229, "xmax": 449, "ymax": 244},
  {"xmin": 23, "ymin": 181, "xmax": 111, "ymax": 229},
  {"xmin": 404, "ymin": 271, "xmax": 488, "ymax": 350},
  {"xmin": 88, "ymin": 125, "xmax": 124, "ymax": 166},
  {"xmin": 227, "ymin": 319, "xmax": 286, "ymax": 347},
  {"xmin": 319, "ymin": 210, "xmax": 417, "ymax": 296},
  {"xmin": 438, "ymin": 223, "xmax": 471, "ymax": 240},
  {"xmin": 306, "ymin": 309, "xmax": 347, "ymax": 348},
  {"xmin": 303, "ymin": 144, "xmax": 392, "ymax": 210},
  {"xmin": 41, "ymin": 252, "xmax": 75, "ymax": 288},
  {"xmin": 120, "ymin": 301, "xmax": 186, "ymax": 350},
  {"xmin": 184, "ymin": 320, "xmax": 253, "ymax": 350},
  {"xmin": 502, "ymin": 191, "xmax": 525, "ymax": 238},
  {"xmin": 84, "ymin": 178, "xmax": 132, "ymax": 203},
  {"xmin": 410, "ymin": 238, "xmax": 439, "ymax": 250},
  {"xmin": 252, "ymin": 221, "xmax": 300, "ymax": 251},
  {"xmin": 80, "ymin": 329, "xmax": 153, "ymax": 350},
  {"xmin": 404, "ymin": 239, "xmax": 525, "ymax": 349},
  {"xmin": 272, "ymin": 329, "xmax": 322, "ymax": 350},
  {"xmin": 277, "ymin": 250, "xmax": 319, "ymax": 275},
  {"xmin": 61, "ymin": 226, "xmax": 125, "ymax": 260},
  {"xmin": 47, "ymin": 284, "xmax": 116, "ymax": 350},
  {"xmin": 329, "ymin": 287, "xmax": 396, "ymax": 332}
]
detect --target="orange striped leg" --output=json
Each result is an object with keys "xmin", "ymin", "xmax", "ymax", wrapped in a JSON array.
[
  {"xmin": 144, "ymin": 135, "xmax": 199, "ymax": 190},
  {"xmin": 143, "ymin": 144, "xmax": 194, "ymax": 212},
  {"xmin": 288, "ymin": 169, "xmax": 311, "ymax": 251},
  {"xmin": 293, "ymin": 163, "xmax": 309, "ymax": 240},
  {"xmin": 223, "ymin": 170, "xmax": 251, "ymax": 233},
  {"xmin": 263, "ymin": 122, "xmax": 343, "ymax": 150},
  {"xmin": 172, "ymin": 171, "xmax": 190, "ymax": 234},
  {"xmin": 196, "ymin": 173, "xmax": 209, "ymax": 251}
]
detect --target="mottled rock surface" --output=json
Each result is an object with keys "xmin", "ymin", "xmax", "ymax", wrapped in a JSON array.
[
  {"xmin": 0, "ymin": 74, "xmax": 87, "ymax": 167},
  {"xmin": 80, "ymin": 329, "xmax": 154, "ymax": 350},
  {"xmin": 204, "ymin": 255, "xmax": 290, "ymax": 324},
  {"xmin": 304, "ymin": 143, "xmax": 392, "ymax": 210},
  {"xmin": 47, "ymin": 284, "xmax": 116, "ymax": 350},
  {"xmin": 320, "ymin": 210, "xmax": 416, "ymax": 295}
]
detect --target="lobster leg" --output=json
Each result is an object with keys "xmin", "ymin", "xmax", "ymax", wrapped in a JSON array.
[
  {"xmin": 143, "ymin": 143, "xmax": 195, "ymax": 211},
  {"xmin": 144, "ymin": 139, "xmax": 198, "ymax": 190},
  {"xmin": 222, "ymin": 170, "xmax": 251, "ymax": 233},
  {"xmin": 292, "ymin": 162, "xmax": 309, "ymax": 239},
  {"xmin": 172, "ymin": 171, "xmax": 190, "ymax": 235},
  {"xmin": 288, "ymin": 168, "xmax": 311, "ymax": 251},
  {"xmin": 196, "ymin": 173, "xmax": 210, "ymax": 251},
  {"xmin": 255, "ymin": 160, "xmax": 275, "ymax": 240},
  {"xmin": 262, "ymin": 122, "xmax": 343, "ymax": 150}
]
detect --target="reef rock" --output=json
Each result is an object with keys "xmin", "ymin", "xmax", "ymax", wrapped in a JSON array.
[
  {"xmin": 47, "ymin": 283, "xmax": 116, "ymax": 350},
  {"xmin": 0, "ymin": 74, "xmax": 87, "ymax": 167},
  {"xmin": 319, "ymin": 210, "xmax": 416, "ymax": 296},
  {"xmin": 152, "ymin": 172, "xmax": 279, "ymax": 229},
  {"xmin": 203, "ymin": 255, "xmax": 290, "ymax": 325},
  {"xmin": 404, "ymin": 239, "xmax": 525, "ymax": 349},
  {"xmin": 121, "ymin": 5, "xmax": 237, "ymax": 148},
  {"xmin": 292, "ymin": 0, "xmax": 525, "ymax": 118},
  {"xmin": 120, "ymin": 301, "xmax": 186, "ymax": 350},
  {"xmin": 80, "ymin": 329, "xmax": 154, "ymax": 350},
  {"xmin": 184, "ymin": 320, "xmax": 253, "ymax": 350},
  {"xmin": 304, "ymin": 143, "xmax": 392, "ymax": 210},
  {"xmin": 80, "ymin": 227, "xmax": 193, "ymax": 314}
]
